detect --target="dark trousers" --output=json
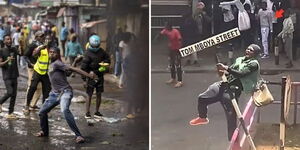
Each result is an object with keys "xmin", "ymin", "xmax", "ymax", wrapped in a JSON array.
[
  {"xmin": 0, "ymin": 79, "xmax": 18, "ymax": 114},
  {"xmin": 69, "ymin": 56, "xmax": 76, "ymax": 66},
  {"xmin": 169, "ymin": 49, "xmax": 182, "ymax": 81},
  {"xmin": 197, "ymin": 82, "xmax": 239, "ymax": 140},
  {"xmin": 39, "ymin": 90, "xmax": 81, "ymax": 137},
  {"xmin": 60, "ymin": 40, "xmax": 67, "ymax": 56},
  {"xmin": 26, "ymin": 71, "xmax": 51, "ymax": 106}
]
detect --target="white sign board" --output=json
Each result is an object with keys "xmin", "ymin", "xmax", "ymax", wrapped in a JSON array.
[{"xmin": 179, "ymin": 28, "xmax": 241, "ymax": 57}]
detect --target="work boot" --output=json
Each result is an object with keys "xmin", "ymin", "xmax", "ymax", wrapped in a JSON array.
[{"xmin": 189, "ymin": 117, "xmax": 209, "ymax": 126}]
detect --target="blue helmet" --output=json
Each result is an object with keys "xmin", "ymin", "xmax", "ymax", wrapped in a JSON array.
[{"xmin": 89, "ymin": 35, "xmax": 101, "ymax": 48}]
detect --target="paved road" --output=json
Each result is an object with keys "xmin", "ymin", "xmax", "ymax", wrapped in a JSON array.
[{"xmin": 151, "ymin": 72, "xmax": 300, "ymax": 150}]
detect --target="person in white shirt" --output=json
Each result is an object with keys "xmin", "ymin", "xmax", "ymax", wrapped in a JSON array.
[
  {"xmin": 12, "ymin": 28, "xmax": 21, "ymax": 49},
  {"xmin": 118, "ymin": 32, "xmax": 133, "ymax": 88}
]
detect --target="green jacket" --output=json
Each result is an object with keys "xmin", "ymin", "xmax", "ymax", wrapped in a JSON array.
[{"xmin": 228, "ymin": 56, "xmax": 260, "ymax": 93}]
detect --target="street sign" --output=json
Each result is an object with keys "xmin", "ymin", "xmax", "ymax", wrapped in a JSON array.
[{"xmin": 179, "ymin": 28, "xmax": 241, "ymax": 57}]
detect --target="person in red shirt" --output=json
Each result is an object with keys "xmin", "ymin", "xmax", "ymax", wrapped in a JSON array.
[{"xmin": 159, "ymin": 22, "xmax": 183, "ymax": 88}]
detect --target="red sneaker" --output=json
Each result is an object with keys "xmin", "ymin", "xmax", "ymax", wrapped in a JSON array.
[{"xmin": 189, "ymin": 117, "xmax": 209, "ymax": 126}]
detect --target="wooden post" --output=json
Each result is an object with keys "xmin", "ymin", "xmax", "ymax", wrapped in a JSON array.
[
  {"xmin": 280, "ymin": 76, "xmax": 287, "ymax": 150},
  {"xmin": 293, "ymin": 85, "xmax": 298, "ymax": 125}
]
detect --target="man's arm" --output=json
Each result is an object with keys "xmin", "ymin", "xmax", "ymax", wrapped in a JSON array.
[
  {"xmin": 227, "ymin": 62, "xmax": 259, "ymax": 78},
  {"xmin": 217, "ymin": 62, "xmax": 259, "ymax": 78},
  {"xmin": 66, "ymin": 66, "xmax": 94, "ymax": 79},
  {"xmin": 32, "ymin": 45, "xmax": 46, "ymax": 56}
]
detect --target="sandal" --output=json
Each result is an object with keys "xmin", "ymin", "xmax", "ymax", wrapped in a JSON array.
[
  {"xmin": 34, "ymin": 131, "xmax": 47, "ymax": 137},
  {"xmin": 76, "ymin": 136, "xmax": 85, "ymax": 143}
]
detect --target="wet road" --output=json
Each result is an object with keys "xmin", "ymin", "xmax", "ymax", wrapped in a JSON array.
[
  {"xmin": 0, "ymin": 69, "xmax": 148, "ymax": 150},
  {"xmin": 151, "ymin": 71, "xmax": 300, "ymax": 150}
]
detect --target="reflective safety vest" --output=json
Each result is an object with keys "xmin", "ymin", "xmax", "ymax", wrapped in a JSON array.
[{"xmin": 34, "ymin": 49, "xmax": 49, "ymax": 75}]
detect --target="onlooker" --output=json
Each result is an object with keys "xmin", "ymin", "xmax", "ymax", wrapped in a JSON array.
[
  {"xmin": 181, "ymin": 12, "xmax": 199, "ymax": 65},
  {"xmin": 12, "ymin": 28, "xmax": 20, "ymax": 49},
  {"xmin": 159, "ymin": 22, "xmax": 183, "ymax": 88},
  {"xmin": 257, "ymin": 1, "xmax": 273, "ymax": 58},
  {"xmin": 60, "ymin": 22, "xmax": 68, "ymax": 56},
  {"xmin": 65, "ymin": 34, "xmax": 83, "ymax": 71},
  {"xmin": 0, "ymin": 24, "xmax": 5, "ymax": 48},
  {"xmin": 278, "ymin": 9, "xmax": 294, "ymax": 68},
  {"xmin": 68, "ymin": 28, "xmax": 76, "ymax": 42},
  {"xmin": 119, "ymin": 32, "xmax": 133, "ymax": 88},
  {"xmin": 112, "ymin": 27, "xmax": 124, "ymax": 78},
  {"xmin": 0, "ymin": 34, "xmax": 19, "ymax": 119}
]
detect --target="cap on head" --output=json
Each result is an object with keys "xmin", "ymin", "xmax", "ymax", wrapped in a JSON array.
[{"xmin": 248, "ymin": 44, "xmax": 261, "ymax": 56}]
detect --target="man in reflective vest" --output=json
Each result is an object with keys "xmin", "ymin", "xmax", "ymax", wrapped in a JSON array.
[{"xmin": 23, "ymin": 34, "xmax": 52, "ymax": 115}]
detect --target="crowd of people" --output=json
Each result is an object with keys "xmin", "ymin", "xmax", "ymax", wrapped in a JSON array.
[{"xmin": 0, "ymin": 15, "xmax": 140, "ymax": 143}]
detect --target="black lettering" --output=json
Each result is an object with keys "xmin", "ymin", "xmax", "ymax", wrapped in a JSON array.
[
  {"xmin": 194, "ymin": 44, "xmax": 201, "ymax": 51},
  {"xmin": 199, "ymin": 42, "xmax": 204, "ymax": 49},
  {"xmin": 211, "ymin": 39, "xmax": 216, "ymax": 45},
  {"xmin": 203, "ymin": 41, "xmax": 208, "ymax": 48},
  {"xmin": 223, "ymin": 33, "xmax": 228, "ymax": 41},
  {"xmin": 227, "ymin": 32, "xmax": 232, "ymax": 39},
  {"xmin": 233, "ymin": 29, "xmax": 239, "ymax": 36},
  {"xmin": 216, "ymin": 36, "xmax": 221, "ymax": 43}
]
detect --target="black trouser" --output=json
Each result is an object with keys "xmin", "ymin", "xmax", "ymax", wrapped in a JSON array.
[
  {"xmin": 69, "ymin": 56, "xmax": 76, "ymax": 66},
  {"xmin": 169, "ymin": 49, "xmax": 182, "ymax": 81},
  {"xmin": 0, "ymin": 79, "xmax": 18, "ymax": 114},
  {"xmin": 60, "ymin": 40, "xmax": 67, "ymax": 56},
  {"xmin": 197, "ymin": 82, "xmax": 240, "ymax": 140},
  {"xmin": 26, "ymin": 71, "xmax": 51, "ymax": 106}
]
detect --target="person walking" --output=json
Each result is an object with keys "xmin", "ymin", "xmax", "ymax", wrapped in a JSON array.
[
  {"xmin": 23, "ymin": 34, "xmax": 53, "ymax": 114},
  {"xmin": 81, "ymin": 35, "xmax": 110, "ymax": 119},
  {"xmin": 0, "ymin": 34, "xmax": 19, "ymax": 119},
  {"xmin": 189, "ymin": 44, "xmax": 261, "ymax": 140},
  {"xmin": 278, "ymin": 9, "xmax": 294, "ymax": 68},
  {"xmin": 159, "ymin": 22, "xmax": 183, "ymax": 88},
  {"xmin": 34, "ymin": 47, "xmax": 89, "ymax": 143}
]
